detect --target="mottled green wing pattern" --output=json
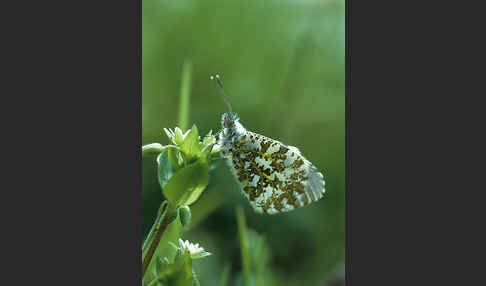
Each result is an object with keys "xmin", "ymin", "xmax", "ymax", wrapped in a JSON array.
[{"xmin": 226, "ymin": 131, "xmax": 325, "ymax": 214}]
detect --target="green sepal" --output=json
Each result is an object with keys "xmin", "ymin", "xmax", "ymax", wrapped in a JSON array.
[
  {"xmin": 180, "ymin": 125, "xmax": 201, "ymax": 163},
  {"xmin": 179, "ymin": 206, "xmax": 191, "ymax": 229},
  {"xmin": 146, "ymin": 249, "xmax": 193, "ymax": 286}
]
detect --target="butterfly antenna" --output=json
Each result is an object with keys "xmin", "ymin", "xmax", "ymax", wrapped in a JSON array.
[{"xmin": 210, "ymin": 74, "xmax": 233, "ymax": 112}]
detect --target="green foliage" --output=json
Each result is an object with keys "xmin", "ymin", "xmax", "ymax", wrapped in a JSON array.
[
  {"xmin": 142, "ymin": 124, "xmax": 217, "ymax": 283},
  {"xmin": 142, "ymin": 65, "xmax": 218, "ymax": 284},
  {"xmin": 218, "ymin": 264, "xmax": 231, "ymax": 286},
  {"xmin": 158, "ymin": 125, "xmax": 217, "ymax": 207},
  {"xmin": 143, "ymin": 0, "xmax": 345, "ymax": 283},
  {"xmin": 179, "ymin": 206, "xmax": 192, "ymax": 229},
  {"xmin": 236, "ymin": 207, "xmax": 251, "ymax": 286},
  {"xmin": 236, "ymin": 207, "xmax": 275, "ymax": 286},
  {"xmin": 142, "ymin": 143, "xmax": 165, "ymax": 156},
  {"xmin": 146, "ymin": 250, "xmax": 194, "ymax": 286},
  {"xmin": 179, "ymin": 125, "xmax": 202, "ymax": 163},
  {"xmin": 157, "ymin": 150, "xmax": 175, "ymax": 191},
  {"xmin": 247, "ymin": 230, "xmax": 272, "ymax": 286},
  {"xmin": 164, "ymin": 158, "xmax": 208, "ymax": 206}
]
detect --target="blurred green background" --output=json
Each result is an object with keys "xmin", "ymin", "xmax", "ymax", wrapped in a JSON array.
[{"xmin": 142, "ymin": 0, "xmax": 344, "ymax": 285}]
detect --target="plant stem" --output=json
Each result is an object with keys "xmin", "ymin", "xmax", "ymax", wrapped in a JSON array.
[
  {"xmin": 142, "ymin": 143, "xmax": 165, "ymax": 157},
  {"xmin": 142, "ymin": 208, "xmax": 171, "ymax": 278},
  {"xmin": 218, "ymin": 263, "xmax": 231, "ymax": 286},
  {"xmin": 236, "ymin": 206, "xmax": 250, "ymax": 286},
  {"xmin": 147, "ymin": 277, "xmax": 163, "ymax": 286},
  {"xmin": 142, "ymin": 202, "xmax": 167, "ymax": 258},
  {"xmin": 178, "ymin": 59, "xmax": 192, "ymax": 131}
]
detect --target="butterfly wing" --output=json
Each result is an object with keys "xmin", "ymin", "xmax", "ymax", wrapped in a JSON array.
[{"xmin": 226, "ymin": 131, "xmax": 325, "ymax": 214}]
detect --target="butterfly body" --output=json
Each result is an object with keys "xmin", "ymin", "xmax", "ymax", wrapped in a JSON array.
[{"xmin": 219, "ymin": 112, "xmax": 325, "ymax": 214}]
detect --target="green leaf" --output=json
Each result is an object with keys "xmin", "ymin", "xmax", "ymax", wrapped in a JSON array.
[
  {"xmin": 180, "ymin": 125, "xmax": 201, "ymax": 162},
  {"xmin": 147, "ymin": 250, "xmax": 193, "ymax": 286},
  {"xmin": 162, "ymin": 158, "xmax": 209, "ymax": 206},
  {"xmin": 157, "ymin": 150, "xmax": 174, "ymax": 191}
]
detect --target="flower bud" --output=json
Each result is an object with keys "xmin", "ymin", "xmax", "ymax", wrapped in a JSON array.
[
  {"xmin": 173, "ymin": 247, "xmax": 183, "ymax": 262},
  {"xmin": 179, "ymin": 206, "xmax": 191, "ymax": 229}
]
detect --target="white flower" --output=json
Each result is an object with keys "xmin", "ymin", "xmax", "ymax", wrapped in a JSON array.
[{"xmin": 177, "ymin": 239, "xmax": 211, "ymax": 259}]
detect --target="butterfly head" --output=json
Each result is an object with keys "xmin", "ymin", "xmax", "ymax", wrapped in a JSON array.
[
  {"xmin": 221, "ymin": 112, "xmax": 238, "ymax": 129},
  {"xmin": 221, "ymin": 112, "xmax": 246, "ymax": 140}
]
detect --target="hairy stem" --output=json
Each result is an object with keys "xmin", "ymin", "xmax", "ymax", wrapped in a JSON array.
[{"xmin": 142, "ymin": 207, "xmax": 171, "ymax": 278}]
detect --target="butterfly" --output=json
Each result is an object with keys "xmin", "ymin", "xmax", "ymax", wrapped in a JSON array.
[{"xmin": 211, "ymin": 74, "xmax": 325, "ymax": 214}]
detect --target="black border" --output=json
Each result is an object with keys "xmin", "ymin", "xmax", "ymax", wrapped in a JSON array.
[
  {"xmin": 13, "ymin": 0, "xmax": 143, "ymax": 283},
  {"xmin": 345, "ymin": 0, "xmax": 350, "ymax": 283},
  {"xmin": 16, "ymin": 0, "xmax": 471, "ymax": 283},
  {"xmin": 137, "ymin": 0, "xmax": 143, "ymax": 281}
]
